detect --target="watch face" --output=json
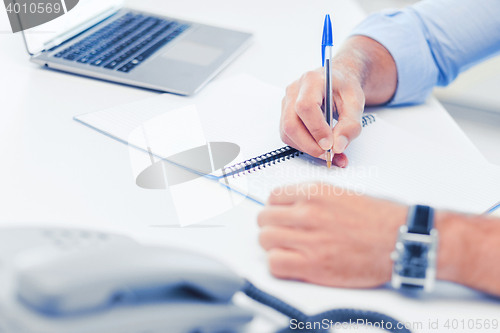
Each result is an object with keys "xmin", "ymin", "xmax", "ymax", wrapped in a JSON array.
[{"xmin": 394, "ymin": 241, "xmax": 429, "ymax": 278}]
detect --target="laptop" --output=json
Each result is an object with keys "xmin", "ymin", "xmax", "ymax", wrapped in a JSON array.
[{"xmin": 20, "ymin": 0, "xmax": 253, "ymax": 95}]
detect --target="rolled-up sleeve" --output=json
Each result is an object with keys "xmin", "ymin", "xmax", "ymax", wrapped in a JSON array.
[{"xmin": 350, "ymin": 0, "xmax": 500, "ymax": 106}]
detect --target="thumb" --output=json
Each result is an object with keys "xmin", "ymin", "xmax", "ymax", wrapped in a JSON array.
[{"xmin": 332, "ymin": 96, "xmax": 364, "ymax": 154}]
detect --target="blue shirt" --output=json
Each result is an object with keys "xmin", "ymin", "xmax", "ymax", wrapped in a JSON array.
[{"xmin": 351, "ymin": 0, "xmax": 500, "ymax": 106}]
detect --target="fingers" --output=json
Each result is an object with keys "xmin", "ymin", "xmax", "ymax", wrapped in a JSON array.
[
  {"xmin": 266, "ymin": 183, "xmax": 309, "ymax": 206},
  {"xmin": 332, "ymin": 88, "xmax": 364, "ymax": 155},
  {"xmin": 332, "ymin": 116, "xmax": 362, "ymax": 154},
  {"xmin": 267, "ymin": 248, "xmax": 308, "ymax": 280},
  {"xmin": 257, "ymin": 205, "xmax": 317, "ymax": 229},
  {"xmin": 295, "ymin": 72, "xmax": 333, "ymax": 151},
  {"xmin": 258, "ymin": 206, "xmax": 295, "ymax": 227},
  {"xmin": 281, "ymin": 71, "xmax": 328, "ymax": 158},
  {"xmin": 332, "ymin": 153, "xmax": 348, "ymax": 168},
  {"xmin": 281, "ymin": 111, "xmax": 324, "ymax": 157},
  {"xmin": 259, "ymin": 225, "xmax": 312, "ymax": 251},
  {"xmin": 281, "ymin": 68, "xmax": 366, "ymax": 162}
]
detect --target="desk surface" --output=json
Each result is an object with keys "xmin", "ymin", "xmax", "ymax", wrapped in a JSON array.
[{"xmin": 1, "ymin": 1, "xmax": 498, "ymax": 332}]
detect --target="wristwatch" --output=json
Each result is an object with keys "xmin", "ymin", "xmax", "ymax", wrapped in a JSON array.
[{"xmin": 391, "ymin": 205, "xmax": 439, "ymax": 292}]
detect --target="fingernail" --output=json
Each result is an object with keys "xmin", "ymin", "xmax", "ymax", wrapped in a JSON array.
[
  {"xmin": 333, "ymin": 154, "xmax": 346, "ymax": 168},
  {"xmin": 333, "ymin": 136, "xmax": 348, "ymax": 153},
  {"xmin": 318, "ymin": 138, "xmax": 331, "ymax": 150}
]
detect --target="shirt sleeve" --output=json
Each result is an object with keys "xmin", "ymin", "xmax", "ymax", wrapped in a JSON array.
[{"xmin": 350, "ymin": 0, "xmax": 500, "ymax": 106}]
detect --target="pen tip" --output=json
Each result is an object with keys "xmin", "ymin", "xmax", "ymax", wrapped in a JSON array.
[{"xmin": 327, "ymin": 161, "xmax": 331, "ymax": 169}]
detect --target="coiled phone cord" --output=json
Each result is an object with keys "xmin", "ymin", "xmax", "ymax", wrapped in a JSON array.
[{"xmin": 242, "ymin": 281, "xmax": 412, "ymax": 333}]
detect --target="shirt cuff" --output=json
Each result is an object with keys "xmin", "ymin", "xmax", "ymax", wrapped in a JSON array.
[{"xmin": 350, "ymin": 9, "xmax": 439, "ymax": 106}]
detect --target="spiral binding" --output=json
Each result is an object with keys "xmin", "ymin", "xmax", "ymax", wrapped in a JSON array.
[
  {"xmin": 223, "ymin": 115, "xmax": 376, "ymax": 177},
  {"xmin": 362, "ymin": 114, "xmax": 376, "ymax": 127},
  {"xmin": 223, "ymin": 146, "xmax": 303, "ymax": 177}
]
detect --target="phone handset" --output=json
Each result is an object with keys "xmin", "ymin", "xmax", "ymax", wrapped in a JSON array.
[
  {"xmin": 2, "ymin": 228, "xmax": 412, "ymax": 333},
  {"xmin": 1, "ymin": 228, "xmax": 253, "ymax": 333},
  {"xmin": 15, "ymin": 242, "xmax": 245, "ymax": 316}
]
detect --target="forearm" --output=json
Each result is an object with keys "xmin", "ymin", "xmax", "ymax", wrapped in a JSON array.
[
  {"xmin": 333, "ymin": 36, "xmax": 397, "ymax": 106},
  {"xmin": 436, "ymin": 212, "xmax": 500, "ymax": 295},
  {"xmin": 349, "ymin": 0, "xmax": 500, "ymax": 106}
]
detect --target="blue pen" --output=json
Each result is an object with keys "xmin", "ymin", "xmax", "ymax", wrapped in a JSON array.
[{"xmin": 322, "ymin": 15, "xmax": 336, "ymax": 168}]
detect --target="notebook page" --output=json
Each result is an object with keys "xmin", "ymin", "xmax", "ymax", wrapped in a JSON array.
[
  {"xmin": 223, "ymin": 117, "xmax": 500, "ymax": 215},
  {"xmin": 75, "ymin": 74, "xmax": 285, "ymax": 178}
]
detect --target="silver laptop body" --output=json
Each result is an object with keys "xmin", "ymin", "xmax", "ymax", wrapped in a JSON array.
[{"xmin": 23, "ymin": 1, "xmax": 252, "ymax": 95}]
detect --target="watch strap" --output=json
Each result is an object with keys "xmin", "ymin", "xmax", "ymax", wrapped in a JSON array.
[{"xmin": 406, "ymin": 205, "xmax": 434, "ymax": 234}]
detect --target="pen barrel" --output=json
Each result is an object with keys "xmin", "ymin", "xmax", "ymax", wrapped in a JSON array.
[{"xmin": 324, "ymin": 46, "xmax": 333, "ymax": 128}]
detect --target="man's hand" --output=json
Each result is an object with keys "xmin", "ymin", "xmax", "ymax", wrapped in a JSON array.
[
  {"xmin": 258, "ymin": 182, "xmax": 500, "ymax": 296},
  {"xmin": 280, "ymin": 36, "xmax": 397, "ymax": 167},
  {"xmin": 280, "ymin": 68, "xmax": 364, "ymax": 168},
  {"xmin": 258, "ymin": 182, "xmax": 407, "ymax": 288}
]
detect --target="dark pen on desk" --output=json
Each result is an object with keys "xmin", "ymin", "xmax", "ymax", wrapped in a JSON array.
[{"xmin": 321, "ymin": 15, "xmax": 337, "ymax": 168}]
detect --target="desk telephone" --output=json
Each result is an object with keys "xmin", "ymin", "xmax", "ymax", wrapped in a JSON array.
[{"xmin": 0, "ymin": 227, "xmax": 410, "ymax": 333}]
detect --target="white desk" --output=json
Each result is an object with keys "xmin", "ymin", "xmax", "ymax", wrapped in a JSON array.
[{"xmin": 0, "ymin": 1, "xmax": 498, "ymax": 332}]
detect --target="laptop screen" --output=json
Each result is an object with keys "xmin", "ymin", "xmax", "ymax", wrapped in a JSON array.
[{"xmin": 21, "ymin": 0, "xmax": 124, "ymax": 55}]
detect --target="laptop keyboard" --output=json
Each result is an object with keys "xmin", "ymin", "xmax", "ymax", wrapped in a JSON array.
[{"xmin": 53, "ymin": 12, "xmax": 189, "ymax": 73}]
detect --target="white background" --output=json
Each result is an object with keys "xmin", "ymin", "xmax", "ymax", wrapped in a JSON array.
[{"xmin": 1, "ymin": 0, "xmax": 500, "ymax": 332}]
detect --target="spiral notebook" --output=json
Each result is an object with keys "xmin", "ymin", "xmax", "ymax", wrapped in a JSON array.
[
  {"xmin": 74, "ymin": 74, "xmax": 500, "ymax": 215},
  {"xmin": 219, "ymin": 115, "xmax": 500, "ymax": 215}
]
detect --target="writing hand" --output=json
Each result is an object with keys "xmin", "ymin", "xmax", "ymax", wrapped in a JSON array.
[{"xmin": 280, "ymin": 36, "xmax": 397, "ymax": 167}]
